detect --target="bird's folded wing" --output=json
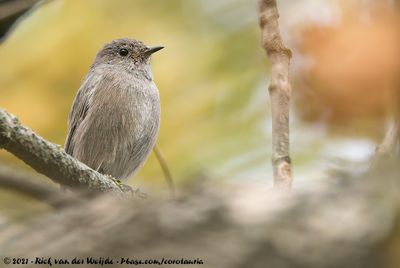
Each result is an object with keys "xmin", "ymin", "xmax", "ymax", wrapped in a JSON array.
[{"xmin": 64, "ymin": 73, "xmax": 98, "ymax": 156}]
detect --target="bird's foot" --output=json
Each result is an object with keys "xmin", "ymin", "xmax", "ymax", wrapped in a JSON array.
[
  {"xmin": 105, "ymin": 175, "xmax": 123, "ymax": 189},
  {"xmin": 105, "ymin": 175, "xmax": 146, "ymax": 199}
]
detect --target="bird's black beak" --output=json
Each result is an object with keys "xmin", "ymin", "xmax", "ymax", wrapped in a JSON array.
[{"xmin": 144, "ymin": 46, "xmax": 164, "ymax": 56}]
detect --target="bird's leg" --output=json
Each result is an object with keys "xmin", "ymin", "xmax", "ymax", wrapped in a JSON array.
[
  {"xmin": 105, "ymin": 174, "xmax": 123, "ymax": 189},
  {"xmin": 104, "ymin": 174, "xmax": 144, "ymax": 197}
]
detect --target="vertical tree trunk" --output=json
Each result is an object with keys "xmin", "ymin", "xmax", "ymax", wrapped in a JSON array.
[{"xmin": 258, "ymin": 0, "xmax": 293, "ymax": 189}]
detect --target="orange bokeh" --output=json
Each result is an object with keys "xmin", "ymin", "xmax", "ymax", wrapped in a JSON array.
[{"xmin": 298, "ymin": 4, "xmax": 400, "ymax": 121}]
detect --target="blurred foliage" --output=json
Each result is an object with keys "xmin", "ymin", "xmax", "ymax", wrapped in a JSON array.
[{"xmin": 296, "ymin": 0, "xmax": 400, "ymax": 129}]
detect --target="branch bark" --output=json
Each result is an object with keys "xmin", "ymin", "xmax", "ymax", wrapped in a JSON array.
[
  {"xmin": 258, "ymin": 0, "xmax": 293, "ymax": 189},
  {"xmin": 0, "ymin": 108, "xmax": 134, "ymax": 195},
  {"xmin": 0, "ymin": 164, "xmax": 86, "ymax": 208}
]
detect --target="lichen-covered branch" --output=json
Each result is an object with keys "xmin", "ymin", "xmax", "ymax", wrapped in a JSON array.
[
  {"xmin": 0, "ymin": 108, "xmax": 133, "ymax": 195},
  {"xmin": 258, "ymin": 0, "xmax": 292, "ymax": 189}
]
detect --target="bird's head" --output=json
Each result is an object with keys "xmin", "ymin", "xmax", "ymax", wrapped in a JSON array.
[{"xmin": 94, "ymin": 38, "xmax": 163, "ymax": 69}]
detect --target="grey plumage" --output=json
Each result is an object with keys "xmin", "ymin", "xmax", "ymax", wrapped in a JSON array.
[{"xmin": 65, "ymin": 38, "xmax": 162, "ymax": 181}]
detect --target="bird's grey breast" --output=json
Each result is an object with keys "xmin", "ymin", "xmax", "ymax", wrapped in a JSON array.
[
  {"xmin": 88, "ymin": 65, "xmax": 160, "ymax": 178},
  {"xmin": 91, "ymin": 64, "xmax": 160, "ymax": 135}
]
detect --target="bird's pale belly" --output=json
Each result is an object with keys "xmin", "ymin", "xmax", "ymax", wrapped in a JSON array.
[{"xmin": 97, "ymin": 105, "xmax": 160, "ymax": 180}]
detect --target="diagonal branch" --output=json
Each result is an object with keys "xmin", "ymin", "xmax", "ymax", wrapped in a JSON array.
[
  {"xmin": 258, "ymin": 0, "xmax": 293, "ymax": 189},
  {"xmin": 0, "ymin": 108, "xmax": 135, "ymax": 195},
  {"xmin": 0, "ymin": 0, "xmax": 43, "ymax": 41},
  {"xmin": 0, "ymin": 164, "xmax": 85, "ymax": 209}
]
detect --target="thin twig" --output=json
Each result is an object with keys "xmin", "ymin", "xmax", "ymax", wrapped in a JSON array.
[
  {"xmin": 258, "ymin": 0, "xmax": 293, "ymax": 189},
  {"xmin": 153, "ymin": 145, "xmax": 175, "ymax": 198}
]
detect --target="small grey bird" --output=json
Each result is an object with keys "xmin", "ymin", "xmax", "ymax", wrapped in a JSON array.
[{"xmin": 65, "ymin": 38, "xmax": 163, "ymax": 181}]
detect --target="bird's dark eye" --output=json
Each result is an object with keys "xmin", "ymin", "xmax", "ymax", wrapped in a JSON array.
[{"xmin": 119, "ymin": 48, "xmax": 129, "ymax": 57}]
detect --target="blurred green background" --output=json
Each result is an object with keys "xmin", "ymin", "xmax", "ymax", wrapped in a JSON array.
[{"xmin": 1, "ymin": 0, "xmax": 399, "ymax": 194}]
